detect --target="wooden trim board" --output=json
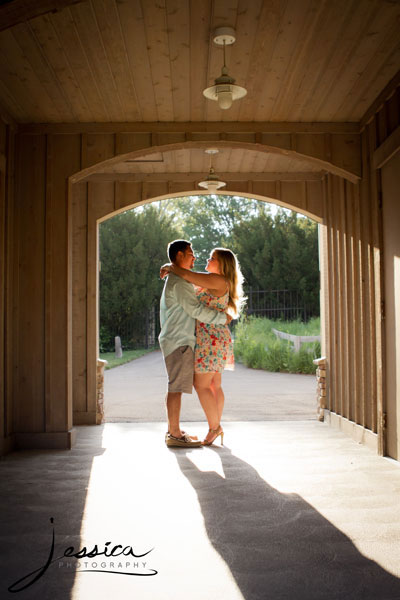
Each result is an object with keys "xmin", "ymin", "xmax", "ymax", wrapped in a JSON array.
[{"xmin": 323, "ymin": 410, "xmax": 378, "ymax": 453}]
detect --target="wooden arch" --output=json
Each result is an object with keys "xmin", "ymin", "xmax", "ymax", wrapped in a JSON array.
[{"xmin": 70, "ymin": 136, "xmax": 361, "ymax": 186}]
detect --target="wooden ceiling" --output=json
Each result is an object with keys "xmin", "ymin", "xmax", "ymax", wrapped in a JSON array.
[{"xmin": 0, "ymin": 0, "xmax": 399, "ymax": 124}]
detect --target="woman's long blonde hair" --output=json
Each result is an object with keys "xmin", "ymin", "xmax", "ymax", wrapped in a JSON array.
[{"xmin": 213, "ymin": 248, "xmax": 246, "ymax": 319}]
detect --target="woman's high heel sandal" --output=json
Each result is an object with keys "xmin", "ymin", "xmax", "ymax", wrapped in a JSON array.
[{"xmin": 202, "ymin": 426, "xmax": 224, "ymax": 446}]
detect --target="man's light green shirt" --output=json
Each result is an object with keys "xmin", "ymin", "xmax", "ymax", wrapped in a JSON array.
[{"xmin": 158, "ymin": 273, "xmax": 227, "ymax": 358}]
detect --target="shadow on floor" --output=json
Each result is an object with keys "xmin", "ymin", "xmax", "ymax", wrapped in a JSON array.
[
  {"xmin": 0, "ymin": 426, "xmax": 106, "ymax": 600},
  {"xmin": 174, "ymin": 446, "xmax": 400, "ymax": 600}
]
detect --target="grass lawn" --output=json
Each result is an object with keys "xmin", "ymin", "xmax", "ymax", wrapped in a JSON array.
[{"xmin": 100, "ymin": 347, "xmax": 157, "ymax": 370}]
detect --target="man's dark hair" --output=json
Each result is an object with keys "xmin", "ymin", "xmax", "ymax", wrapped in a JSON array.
[{"xmin": 168, "ymin": 239, "xmax": 191, "ymax": 262}]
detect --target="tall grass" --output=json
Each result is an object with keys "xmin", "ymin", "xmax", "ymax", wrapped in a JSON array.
[{"xmin": 233, "ymin": 316, "xmax": 321, "ymax": 374}]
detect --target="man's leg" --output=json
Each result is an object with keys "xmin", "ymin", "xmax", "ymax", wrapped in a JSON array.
[
  {"xmin": 166, "ymin": 391, "xmax": 182, "ymax": 438},
  {"xmin": 164, "ymin": 346, "xmax": 201, "ymax": 446}
]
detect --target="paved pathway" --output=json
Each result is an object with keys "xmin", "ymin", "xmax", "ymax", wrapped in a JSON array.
[{"xmin": 104, "ymin": 350, "xmax": 317, "ymax": 422}]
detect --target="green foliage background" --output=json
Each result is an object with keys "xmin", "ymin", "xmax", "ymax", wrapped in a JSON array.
[
  {"xmin": 231, "ymin": 208, "xmax": 320, "ymax": 311},
  {"xmin": 99, "ymin": 195, "xmax": 320, "ymax": 351},
  {"xmin": 99, "ymin": 206, "xmax": 179, "ymax": 350}
]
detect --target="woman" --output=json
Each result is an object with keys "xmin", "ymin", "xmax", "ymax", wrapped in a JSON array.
[{"xmin": 161, "ymin": 248, "xmax": 245, "ymax": 446}]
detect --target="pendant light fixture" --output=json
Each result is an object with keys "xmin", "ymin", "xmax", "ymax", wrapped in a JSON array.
[
  {"xmin": 203, "ymin": 27, "xmax": 247, "ymax": 110},
  {"xmin": 198, "ymin": 149, "xmax": 226, "ymax": 193}
]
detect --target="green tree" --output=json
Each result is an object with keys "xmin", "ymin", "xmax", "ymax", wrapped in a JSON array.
[
  {"xmin": 99, "ymin": 206, "xmax": 180, "ymax": 348},
  {"xmin": 157, "ymin": 195, "xmax": 265, "ymax": 267},
  {"xmin": 231, "ymin": 208, "xmax": 320, "ymax": 314}
]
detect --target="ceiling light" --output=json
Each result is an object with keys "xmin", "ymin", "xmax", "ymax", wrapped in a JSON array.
[
  {"xmin": 198, "ymin": 149, "xmax": 226, "ymax": 192},
  {"xmin": 203, "ymin": 27, "xmax": 247, "ymax": 110}
]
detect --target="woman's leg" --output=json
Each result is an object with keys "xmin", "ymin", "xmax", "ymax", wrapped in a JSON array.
[
  {"xmin": 194, "ymin": 372, "xmax": 219, "ymax": 431},
  {"xmin": 210, "ymin": 372, "xmax": 224, "ymax": 422}
]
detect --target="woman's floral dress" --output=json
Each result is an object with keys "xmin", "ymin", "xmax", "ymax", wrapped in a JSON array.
[{"xmin": 194, "ymin": 286, "xmax": 234, "ymax": 373}]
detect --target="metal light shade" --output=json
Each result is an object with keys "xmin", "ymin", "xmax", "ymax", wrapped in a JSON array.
[
  {"xmin": 198, "ymin": 167, "xmax": 226, "ymax": 192},
  {"xmin": 203, "ymin": 28, "xmax": 247, "ymax": 110},
  {"xmin": 203, "ymin": 66, "xmax": 247, "ymax": 110}
]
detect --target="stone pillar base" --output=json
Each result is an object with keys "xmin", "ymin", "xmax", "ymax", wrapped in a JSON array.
[
  {"xmin": 96, "ymin": 359, "xmax": 108, "ymax": 424},
  {"xmin": 313, "ymin": 356, "xmax": 327, "ymax": 421}
]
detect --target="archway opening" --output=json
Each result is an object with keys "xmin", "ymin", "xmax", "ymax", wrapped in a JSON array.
[
  {"xmin": 96, "ymin": 191, "xmax": 322, "ymax": 426},
  {"xmin": 69, "ymin": 138, "xmax": 338, "ymax": 434}
]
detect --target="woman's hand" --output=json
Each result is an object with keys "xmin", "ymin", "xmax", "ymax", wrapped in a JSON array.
[{"xmin": 160, "ymin": 263, "xmax": 172, "ymax": 279}]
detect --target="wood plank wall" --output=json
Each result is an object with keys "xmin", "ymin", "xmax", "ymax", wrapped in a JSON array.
[
  {"xmin": 4, "ymin": 129, "xmax": 332, "ymax": 451},
  {"xmin": 2, "ymin": 106, "xmax": 398, "ymax": 454},
  {"xmin": 0, "ymin": 117, "xmax": 15, "ymax": 455},
  {"xmin": 363, "ymin": 85, "xmax": 400, "ymax": 456},
  {"xmin": 0, "ymin": 118, "xmax": 7, "ymax": 454},
  {"xmin": 9, "ymin": 134, "xmax": 78, "ymax": 450},
  {"xmin": 323, "ymin": 174, "xmax": 379, "ymax": 446},
  {"xmin": 322, "ymin": 84, "xmax": 400, "ymax": 454}
]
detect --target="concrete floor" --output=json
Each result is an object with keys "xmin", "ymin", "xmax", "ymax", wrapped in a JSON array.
[
  {"xmin": 2, "ymin": 420, "xmax": 400, "ymax": 600},
  {"xmin": 104, "ymin": 350, "xmax": 317, "ymax": 422}
]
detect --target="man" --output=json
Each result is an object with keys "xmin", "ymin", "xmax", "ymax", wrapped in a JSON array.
[{"xmin": 159, "ymin": 239, "xmax": 230, "ymax": 447}]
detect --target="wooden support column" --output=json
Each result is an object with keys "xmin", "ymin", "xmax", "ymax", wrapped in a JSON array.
[
  {"xmin": 366, "ymin": 121, "xmax": 385, "ymax": 454},
  {"xmin": 43, "ymin": 134, "xmax": 80, "ymax": 446},
  {"xmin": 3, "ymin": 124, "xmax": 16, "ymax": 455},
  {"xmin": 13, "ymin": 134, "xmax": 46, "ymax": 440},
  {"xmin": 72, "ymin": 181, "xmax": 88, "ymax": 420},
  {"xmin": 0, "ymin": 128, "xmax": 6, "ymax": 454},
  {"xmin": 73, "ymin": 180, "xmax": 115, "ymax": 425},
  {"xmin": 345, "ymin": 181, "xmax": 357, "ymax": 424}
]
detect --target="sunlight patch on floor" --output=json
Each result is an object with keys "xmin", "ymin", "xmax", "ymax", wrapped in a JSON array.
[
  {"xmin": 187, "ymin": 447, "xmax": 226, "ymax": 478},
  {"xmin": 71, "ymin": 424, "xmax": 244, "ymax": 600}
]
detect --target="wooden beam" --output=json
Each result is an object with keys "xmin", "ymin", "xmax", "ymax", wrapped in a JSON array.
[
  {"xmin": 0, "ymin": 0, "xmax": 84, "ymax": 32},
  {"xmin": 85, "ymin": 171, "xmax": 325, "ymax": 182},
  {"xmin": 0, "ymin": 99, "xmax": 17, "ymax": 128},
  {"xmin": 373, "ymin": 125, "xmax": 400, "ymax": 169},
  {"xmin": 17, "ymin": 121, "xmax": 361, "ymax": 135},
  {"xmin": 360, "ymin": 70, "xmax": 400, "ymax": 131}
]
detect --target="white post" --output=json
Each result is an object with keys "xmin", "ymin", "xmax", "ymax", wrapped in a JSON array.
[{"xmin": 115, "ymin": 335, "xmax": 123, "ymax": 358}]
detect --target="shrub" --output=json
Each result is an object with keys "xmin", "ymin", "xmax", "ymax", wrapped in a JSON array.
[
  {"xmin": 99, "ymin": 326, "xmax": 115, "ymax": 353},
  {"xmin": 233, "ymin": 316, "xmax": 320, "ymax": 374}
]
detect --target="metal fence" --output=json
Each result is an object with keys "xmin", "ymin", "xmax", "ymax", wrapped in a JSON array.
[
  {"xmin": 108, "ymin": 288, "xmax": 317, "ymax": 350},
  {"xmin": 117, "ymin": 303, "xmax": 161, "ymax": 350},
  {"xmin": 245, "ymin": 288, "xmax": 317, "ymax": 321}
]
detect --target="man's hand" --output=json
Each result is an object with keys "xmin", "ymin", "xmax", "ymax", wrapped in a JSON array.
[
  {"xmin": 226, "ymin": 314, "xmax": 233, "ymax": 325},
  {"xmin": 160, "ymin": 263, "xmax": 172, "ymax": 279}
]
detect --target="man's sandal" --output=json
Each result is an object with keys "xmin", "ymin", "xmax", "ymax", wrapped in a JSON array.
[
  {"xmin": 165, "ymin": 430, "xmax": 198, "ymax": 441},
  {"xmin": 165, "ymin": 432, "xmax": 202, "ymax": 447}
]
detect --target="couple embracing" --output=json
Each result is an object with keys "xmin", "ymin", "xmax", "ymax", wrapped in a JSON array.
[{"xmin": 158, "ymin": 239, "xmax": 245, "ymax": 448}]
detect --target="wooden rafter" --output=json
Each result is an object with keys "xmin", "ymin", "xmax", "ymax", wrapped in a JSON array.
[
  {"xmin": 0, "ymin": 0, "xmax": 83, "ymax": 32},
  {"xmin": 85, "ymin": 171, "xmax": 325, "ymax": 183},
  {"xmin": 18, "ymin": 121, "xmax": 361, "ymax": 135}
]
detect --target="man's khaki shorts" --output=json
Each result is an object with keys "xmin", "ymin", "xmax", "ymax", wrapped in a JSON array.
[{"xmin": 164, "ymin": 345, "xmax": 194, "ymax": 394}]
